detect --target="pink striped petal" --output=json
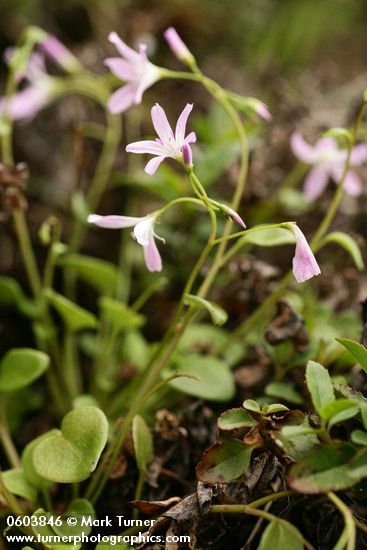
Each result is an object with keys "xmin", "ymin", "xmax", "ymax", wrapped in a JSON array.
[
  {"xmin": 290, "ymin": 132, "xmax": 317, "ymax": 163},
  {"xmin": 144, "ymin": 155, "xmax": 167, "ymax": 175},
  {"xmin": 291, "ymin": 225, "xmax": 321, "ymax": 283},
  {"xmin": 303, "ymin": 166, "xmax": 329, "ymax": 199},
  {"xmin": 107, "ymin": 84, "xmax": 136, "ymax": 114},
  {"xmin": 133, "ymin": 217, "xmax": 153, "ymax": 246},
  {"xmin": 183, "ymin": 131, "xmax": 196, "ymax": 145},
  {"xmin": 104, "ymin": 58, "xmax": 136, "ymax": 80},
  {"xmin": 87, "ymin": 214, "xmax": 142, "ymax": 228},
  {"xmin": 126, "ymin": 140, "xmax": 166, "ymax": 155},
  {"xmin": 175, "ymin": 103, "xmax": 193, "ymax": 143},
  {"xmin": 350, "ymin": 144, "xmax": 367, "ymax": 166},
  {"xmin": 108, "ymin": 32, "xmax": 140, "ymax": 62},
  {"xmin": 143, "ymin": 235, "xmax": 162, "ymax": 272},
  {"xmin": 151, "ymin": 104, "xmax": 174, "ymax": 143},
  {"xmin": 332, "ymin": 166, "xmax": 364, "ymax": 196}
]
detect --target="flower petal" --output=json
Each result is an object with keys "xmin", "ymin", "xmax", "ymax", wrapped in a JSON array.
[
  {"xmin": 183, "ymin": 131, "xmax": 196, "ymax": 145},
  {"xmin": 126, "ymin": 140, "xmax": 167, "ymax": 155},
  {"xmin": 87, "ymin": 214, "xmax": 144, "ymax": 229},
  {"xmin": 143, "ymin": 234, "xmax": 163, "ymax": 272},
  {"xmin": 108, "ymin": 32, "xmax": 140, "ymax": 62},
  {"xmin": 290, "ymin": 132, "xmax": 317, "ymax": 164},
  {"xmin": 303, "ymin": 166, "xmax": 329, "ymax": 199},
  {"xmin": 104, "ymin": 57, "xmax": 136, "ymax": 81},
  {"xmin": 315, "ymin": 137, "xmax": 337, "ymax": 152},
  {"xmin": 350, "ymin": 144, "xmax": 367, "ymax": 166},
  {"xmin": 175, "ymin": 103, "xmax": 193, "ymax": 143},
  {"xmin": 107, "ymin": 84, "xmax": 136, "ymax": 114},
  {"xmin": 133, "ymin": 217, "xmax": 154, "ymax": 246},
  {"xmin": 87, "ymin": 214, "xmax": 143, "ymax": 229},
  {"xmin": 291, "ymin": 225, "xmax": 321, "ymax": 283},
  {"xmin": 151, "ymin": 104, "xmax": 174, "ymax": 143},
  {"xmin": 331, "ymin": 166, "xmax": 364, "ymax": 196},
  {"xmin": 145, "ymin": 155, "xmax": 167, "ymax": 175}
]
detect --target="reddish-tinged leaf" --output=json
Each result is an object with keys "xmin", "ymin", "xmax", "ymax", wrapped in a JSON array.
[{"xmin": 196, "ymin": 439, "xmax": 253, "ymax": 484}]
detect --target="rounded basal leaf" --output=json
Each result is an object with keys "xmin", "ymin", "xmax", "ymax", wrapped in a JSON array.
[
  {"xmin": 217, "ymin": 408, "xmax": 255, "ymax": 430},
  {"xmin": 184, "ymin": 294, "xmax": 228, "ymax": 326},
  {"xmin": 33, "ymin": 406, "xmax": 108, "ymax": 483},
  {"xmin": 336, "ymin": 338, "xmax": 367, "ymax": 373},
  {"xmin": 0, "ymin": 348, "xmax": 50, "ymax": 392},
  {"xmin": 132, "ymin": 415, "xmax": 154, "ymax": 473},
  {"xmin": 22, "ymin": 430, "xmax": 59, "ymax": 489},
  {"xmin": 287, "ymin": 442, "xmax": 356, "ymax": 493},
  {"xmin": 99, "ymin": 296, "xmax": 145, "ymax": 333},
  {"xmin": 169, "ymin": 354, "xmax": 235, "ymax": 402},
  {"xmin": 45, "ymin": 289, "xmax": 97, "ymax": 332},
  {"xmin": 259, "ymin": 520, "xmax": 304, "ymax": 550},
  {"xmin": 2, "ymin": 468, "xmax": 37, "ymax": 503},
  {"xmin": 178, "ymin": 323, "xmax": 244, "ymax": 367},
  {"xmin": 31, "ymin": 509, "xmax": 80, "ymax": 550},
  {"xmin": 57, "ymin": 254, "xmax": 120, "ymax": 296},
  {"xmin": 305, "ymin": 360, "xmax": 334, "ymax": 414},
  {"xmin": 53, "ymin": 498, "xmax": 95, "ymax": 537},
  {"xmin": 96, "ymin": 541, "xmax": 130, "ymax": 549},
  {"xmin": 196, "ymin": 439, "xmax": 253, "ymax": 484}
]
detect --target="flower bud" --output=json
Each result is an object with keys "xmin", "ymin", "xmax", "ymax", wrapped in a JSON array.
[{"xmin": 163, "ymin": 27, "xmax": 195, "ymax": 66}]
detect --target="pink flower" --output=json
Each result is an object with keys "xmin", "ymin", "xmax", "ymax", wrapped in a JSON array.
[
  {"xmin": 0, "ymin": 52, "xmax": 56, "ymax": 120},
  {"xmin": 163, "ymin": 27, "xmax": 194, "ymax": 65},
  {"xmin": 88, "ymin": 214, "xmax": 163, "ymax": 272},
  {"xmin": 126, "ymin": 103, "xmax": 196, "ymax": 175},
  {"xmin": 104, "ymin": 32, "xmax": 160, "ymax": 114},
  {"xmin": 40, "ymin": 34, "xmax": 81, "ymax": 73},
  {"xmin": 291, "ymin": 132, "xmax": 367, "ymax": 199},
  {"xmin": 290, "ymin": 224, "xmax": 321, "ymax": 283}
]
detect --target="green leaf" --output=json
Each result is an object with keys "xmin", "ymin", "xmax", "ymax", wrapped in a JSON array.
[
  {"xmin": 349, "ymin": 448, "xmax": 367, "ymax": 479},
  {"xmin": 132, "ymin": 415, "xmax": 154, "ymax": 473},
  {"xmin": 0, "ymin": 276, "xmax": 38, "ymax": 318},
  {"xmin": 99, "ymin": 296, "xmax": 145, "ymax": 333},
  {"xmin": 45, "ymin": 289, "xmax": 97, "ymax": 332},
  {"xmin": 265, "ymin": 403, "xmax": 290, "ymax": 414},
  {"xmin": 217, "ymin": 408, "xmax": 255, "ymax": 430},
  {"xmin": 265, "ymin": 382, "xmax": 304, "ymax": 405},
  {"xmin": 31, "ymin": 508, "xmax": 80, "ymax": 550},
  {"xmin": 22, "ymin": 431, "xmax": 58, "ymax": 490},
  {"xmin": 184, "ymin": 294, "xmax": 228, "ymax": 326},
  {"xmin": 351, "ymin": 430, "xmax": 367, "ymax": 446},
  {"xmin": 178, "ymin": 323, "xmax": 244, "ymax": 367},
  {"xmin": 243, "ymin": 227, "xmax": 294, "ymax": 247},
  {"xmin": 336, "ymin": 338, "xmax": 367, "ymax": 373},
  {"xmin": 320, "ymin": 232, "xmax": 364, "ymax": 270},
  {"xmin": 242, "ymin": 399, "xmax": 262, "ymax": 413},
  {"xmin": 0, "ymin": 349, "xmax": 49, "ymax": 392},
  {"xmin": 2, "ymin": 468, "xmax": 37, "ymax": 502},
  {"xmin": 57, "ymin": 254, "xmax": 120, "ymax": 296},
  {"xmin": 196, "ymin": 439, "xmax": 253, "ymax": 484},
  {"xmin": 259, "ymin": 519, "xmax": 304, "ymax": 550},
  {"xmin": 287, "ymin": 443, "xmax": 357, "ymax": 493},
  {"xmin": 319, "ymin": 399, "xmax": 359, "ymax": 425},
  {"xmin": 305, "ymin": 360, "xmax": 334, "ymax": 413},
  {"xmin": 168, "ymin": 353, "xmax": 235, "ymax": 402},
  {"xmin": 53, "ymin": 498, "xmax": 95, "ymax": 537},
  {"xmin": 32, "ymin": 406, "xmax": 108, "ymax": 483},
  {"xmin": 277, "ymin": 419, "xmax": 319, "ymax": 461}
]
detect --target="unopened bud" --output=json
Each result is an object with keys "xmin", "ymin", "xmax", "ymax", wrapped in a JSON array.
[
  {"xmin": 163, "ymin": 27, "xmax": 195, "ymax": 66},
  {"xmin": 182, "ymin": 143, "xmax": 193, "ymax": 167}
]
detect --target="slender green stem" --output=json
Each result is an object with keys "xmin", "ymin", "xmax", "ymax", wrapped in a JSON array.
[
  {"xmin": 328, "ymin": 492, "xmax": 356, "ymax": 550},
  {"xmin": 0, "ymin": 402, "xmax": 20, "ymax": 468},
  {"xmin": 132, "ymin": 471, "xmax": 146, "ymax": 520},
  {"xmin": 63, "ymin": 331, "xmax": 81, "ymax": 400},
  {"xmin": 12, "ymin": 210, "xmax": 42, "ymax": 302}
]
